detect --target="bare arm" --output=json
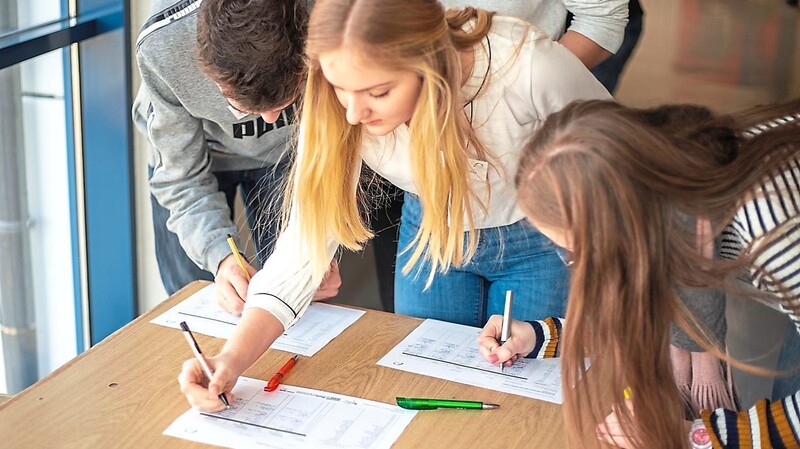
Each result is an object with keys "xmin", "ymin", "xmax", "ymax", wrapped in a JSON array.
[
  {"xmin": 558, "ymin": 30, "xmax": 613, "ymax": 69},
  {"xmin": 178, "ymin": 308, "xmax": 283, "ymax": 411},
  {"xmin": 560, "ymin": 0, "xmax": 629, "ymax": 68}
]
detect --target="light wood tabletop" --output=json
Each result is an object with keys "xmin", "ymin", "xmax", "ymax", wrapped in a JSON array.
[{"xmin": 0, "ymin": 281, "xmax": 566, "ymax": 448}]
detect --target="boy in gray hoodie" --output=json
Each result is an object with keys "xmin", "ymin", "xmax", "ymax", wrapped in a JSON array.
[{"xmin": 133, "ymin": 0, "xmax": 346, "ymax": 312}]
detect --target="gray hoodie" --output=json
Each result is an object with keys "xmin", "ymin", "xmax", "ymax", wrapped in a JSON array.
[{"xmin": 132, "ymin": 0, "xmax": 296, "ymax": 273}]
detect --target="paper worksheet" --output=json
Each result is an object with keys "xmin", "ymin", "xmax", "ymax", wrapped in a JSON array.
[
  {"xmin": 377, "ymin": 319, "xmax": 563, "ymax": 404},
  {"xmin": 164, "ymin": 376, "xmax": 417, "ymax": 449},
  {"xmin": 150, "ymin": 284, "xmax": 365, "ymax": 356}
]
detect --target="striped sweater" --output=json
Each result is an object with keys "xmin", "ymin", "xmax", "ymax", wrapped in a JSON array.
[
  {"xmin": 719, "ymin": 155, "xmax": 800, "ymax": 331},
  {"xmin": 700, "ymin": 395, "xmax": 800, "ymax": 448},
  {"xmin": 702, "ymin": 114, "xmax": 800, "ymax": 448},
  {"xmin": 528, "ymin": 317, "xmax": 800, "ymax": 448},
  {"xmin": 526, "ymin": 113, "xmax": 800, "ymax": 448}
]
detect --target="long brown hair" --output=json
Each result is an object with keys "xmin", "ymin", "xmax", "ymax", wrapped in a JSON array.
[
  {"xmin": 289, "ymin": 0, "xmax": 496, "ymax": 284},
  {"xmin": 516, "ymin": 99, "xmax": 800, "ymax": 448}
]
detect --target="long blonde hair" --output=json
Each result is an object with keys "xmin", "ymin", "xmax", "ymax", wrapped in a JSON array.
[
  {"xmin": 516, "ymin": 99, "xmax": 800, "ymax": 448},
  {"xmin": 290, "ymin": 0, "xmax": 495, "ymax": 283}
]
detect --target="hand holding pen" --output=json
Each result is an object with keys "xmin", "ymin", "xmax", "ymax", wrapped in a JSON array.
[
  {"xmin": 477, "ymin": 318, "xmax": 534, "ymax": 368},
  {"xmin": 213, "ymin": 235, "xmax": 256, "ymax": 315},
  {"xmin": 178, "ymin": 321, "xmax": 236, "ymax": 412},
  {"xmin": 498, "ymin": 290, "xmax": 513, "ymax": 372},
  {"xmin": 476, "ymin": 295, "xmax": 538, "ymax": 368}
]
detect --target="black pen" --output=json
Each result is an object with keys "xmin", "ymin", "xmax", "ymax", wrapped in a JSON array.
[
  {"xmin": 499, "ymin": 290, "xmax": 514, "ymax": 372},
  {"xmin": 179, "ymin": 321, "xmax": 231, "ymax": 409}
]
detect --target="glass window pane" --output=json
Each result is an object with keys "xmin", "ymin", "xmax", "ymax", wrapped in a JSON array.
[
  {"xmin": 0, "ymin": 47, "xmax": 77, "ymax": 394},
  {"xmin": 0, "ymin": 0, "xmax": 66, "ymax": 36}
]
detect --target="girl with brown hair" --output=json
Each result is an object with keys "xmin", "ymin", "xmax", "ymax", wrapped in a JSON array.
[{"xmin": 479, "ymin": 99, "xmax": 800, "ymax": 448}]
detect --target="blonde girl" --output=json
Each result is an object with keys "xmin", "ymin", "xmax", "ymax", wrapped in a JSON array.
[{"xmin": 179, "ymin": 0, "xmax": 609, "ymax": 411}]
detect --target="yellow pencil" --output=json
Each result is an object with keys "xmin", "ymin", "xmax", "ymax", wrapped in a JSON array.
[{"xmin": 226, "ymin": 234, "xmax": 251, "ymax": 281}]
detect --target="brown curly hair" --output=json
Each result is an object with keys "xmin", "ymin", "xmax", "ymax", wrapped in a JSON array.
[{"xmin": 197, "ymin": 0, "xmax": 308, "ymax": 111}]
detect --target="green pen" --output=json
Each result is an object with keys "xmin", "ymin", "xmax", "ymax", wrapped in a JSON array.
[{"xmin": 396, "ymin": 397, "xmax": 500, "ymax": 410}]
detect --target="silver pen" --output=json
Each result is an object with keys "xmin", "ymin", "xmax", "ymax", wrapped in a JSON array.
[{"xmin": 499, "ymin": 290, "xmax": 514, "ymax": 372}]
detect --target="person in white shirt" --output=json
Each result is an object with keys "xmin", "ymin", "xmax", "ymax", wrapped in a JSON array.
[
  {"xmin": 442, "ymin": 0, "xmax": 629, "ymax": 70},
  {"xmin": 178, "ymin": 0, "xmax": 609, "ymax": 411}
]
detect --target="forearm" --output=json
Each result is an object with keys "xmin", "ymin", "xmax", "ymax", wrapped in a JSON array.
[
  {"xmin": 219, "ymin": 307, "xmax": 284, "ymax": 375},
  {"xmin": 700, "ymin": 392, "xmax": 800, "ymax": 448},
  {"xmin": 558, "ymin": 30, "xmax": 613, "ymax": 69},
  {"xmin": 239, "ymin": 123, "xmax": 348, "ymax": 329},
  {"xmin": 151, "ymin": 174, "xmax": 237, "ymax": 272},
  {"xmin": 137, "ymin": 53, "xmax": 238, "ymax": 272},
  {"xmin": 563, "ymin": 0, "xmax": 628, "ymax": 56}
]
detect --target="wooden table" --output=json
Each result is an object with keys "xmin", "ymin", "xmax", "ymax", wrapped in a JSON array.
[{"xmin": 0, "ymin": 281, "xmax": 566, "ymax": 448}]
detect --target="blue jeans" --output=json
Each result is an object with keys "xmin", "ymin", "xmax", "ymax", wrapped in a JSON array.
[
  {"xmin": 149, "ymin": 163, "xmax": 288, "ymax": 295},
  {"xmin": 394, "ymin": 193, "xmax": 570, "ymax": 327}
]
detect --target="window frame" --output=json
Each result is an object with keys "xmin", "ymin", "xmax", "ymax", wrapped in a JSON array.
[{"xmin": 1, "ymin": 0, "xmax": 137, "ymax": 350}]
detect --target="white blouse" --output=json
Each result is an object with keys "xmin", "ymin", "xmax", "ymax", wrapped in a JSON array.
[{"xmin": 246, "ymin": 16, "xmax": 611, "ymax": 330}]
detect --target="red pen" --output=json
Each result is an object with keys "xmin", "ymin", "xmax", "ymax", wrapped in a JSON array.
[{"xmin": 265, "ymin": 355, "xmax": 298, "ymax": 392}]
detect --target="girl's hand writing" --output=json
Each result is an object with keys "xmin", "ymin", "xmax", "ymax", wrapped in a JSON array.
[
  {"xmin": 476, "ymin": 316, "xmax": 536, "ymax": 367},
  {"xmin": 178, "ymin": 352, "xmax": 240, "ymax": 412}
]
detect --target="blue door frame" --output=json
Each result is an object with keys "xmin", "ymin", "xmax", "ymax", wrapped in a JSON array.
[{"xmin": 2, "ymin": 0, "xmax": 137, "ymax": 350}]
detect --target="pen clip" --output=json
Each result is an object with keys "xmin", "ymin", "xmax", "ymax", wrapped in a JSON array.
[
  {"xmin": 395, "ymin": 397, "xmax": 440, "ymax": 410},
  {"xmin": 396, "ymin": 402, "xmax": 438, "ymax": 410},
  {"xmin": 180, "ymin": 322, "xmax": 204, "ymax": 356},
  {"xmin": 265, "ymin": 377, "xmax": 281, "ymax": 392}
]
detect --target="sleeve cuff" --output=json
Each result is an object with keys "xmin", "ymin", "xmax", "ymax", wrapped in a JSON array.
[
  {"xmin": 204, "ymin": 237, "xmax": 238, "ymax": 275},
  {"xmin": 567, "ymin": 24, "xmax": 625, "ymax": 54},
  {"xmin": 525, "ymin": 317, "xmax": 564, "ymax": 359},
  {"xmin": 243, "ymin": 293, "xmax": 298, "ymax": 331}
]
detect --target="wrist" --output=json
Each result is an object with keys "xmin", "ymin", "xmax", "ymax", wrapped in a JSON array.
[
  {"xmin": 215, "ymin": 254, "xmax": 231, "ymax": 277},
  {"xmin": 521, "ymin": 322, "xmax": 536, "ymax": 357},
  {"xmin": 209, "ymin": 237, "xmax": 239, "ymax": 276},
  {"xmin": 222, "ymin": 308, "xmax": 285, "ymax": 372},
  {"xmin": 687, "ymin": 419, "xmax": 712, "ymax": 449},
  {"xmin": 214, "ymin": 349, "xmax": 246, "ymax": 376}
]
